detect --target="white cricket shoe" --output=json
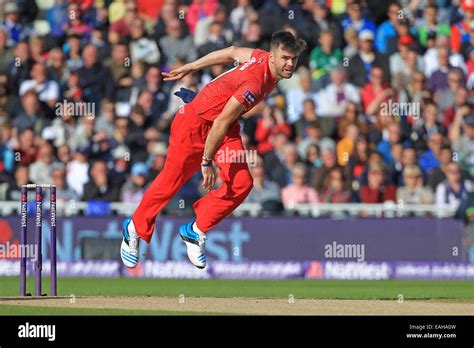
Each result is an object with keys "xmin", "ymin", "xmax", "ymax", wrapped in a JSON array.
[
  {"xmin": 120, "ymin": 217, "xmax": 140, "ymax": 268},
  {"xmin": 179, "ymin": 221, "xmax": 207, "ymax": 269}
]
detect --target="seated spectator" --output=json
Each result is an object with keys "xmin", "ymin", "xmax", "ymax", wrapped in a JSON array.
[
  {"xmin": 309, "ymin": 30, "xmax": 342, "ymax": 90},
  {"xmin": 67, "ymin": 147, "xmax": 90, "ymax": 197},
  {"xmin": 435, "ymin": 69, "xmax": 464, "ymax": 113},
  {"xmin": 296, "ymin": 121, "xmax": 335, "ymax": 162},
  {"xmin": 13, "ymin": 128, "xmax": 38, "ymax": 167},
  {"xmin": 435, "ymin": 162, "xmax": 473, "ymax": 209},
  {"xmin": 412, "ymin": 101, "xmax": 447, "ymax": 152},
  {"xmin": 50, "ymin": 163, "xmax": 80, "ymax": 204},
  {"xmin": 348, "ymin": 135, "xmax": 370, "ymax": 185},
  {"xmin": 348, "ymin": 30, "xmax": 390, "ymax": 88},
  {"xmin": 375, "ymin": 3, "xmax": 401, "ymax": 55},
  {"xmin": 419, "ymin": 132, "xmax": 443, "ymax": 176},
  {"xmin": 337, "ymin": 123, "xmax": 359, "ymax": 166},
  {"xmin": 337, "ymin": 102, "xmax": 367, "ymax": 138},
  {"xmin": 6, "ymin": 165, "xmax": 30, "ymax": 201},
  {"xmin": 121, "ymin": 162, "xmax": 149, "ymax": 204},
  {"xmin": 450, "ymin": 113, "xmax": 474, "ymax": 179},
  {"xmin": 359, "ymin": 162, "xmax": 397, "ymax": 203},
  {"xmin": 311, "ymin": 148, "xmax": 338, "ymax": 192},
  {"xmin": 12, "ymin": 90, "xmax": 50, "ymax": 134},
  {"xmin": 281, "ymin": 164, "xmax": 319, "ymax": 207},
  {"xmin": 255, "ymin": 105, "xmax": 292, "ymax": 156},
  {"xmin": 320, "ymin": 167, "xmax": 351, "ymax": 203},
  {"xmin": 340, "ymin": 2, "xmax": 376, "ymax": 36},
  {"xmin": 416, "ymin": 4, "xmax": 450, "ymax": 50},
  {"xmin": 197, "ymin": 21, "xmax": 230, "ymax": 58},
  {"xmin": 82, "ymin": 160, "xmax": 121, "ymax": 201},
  {"xmin": 396, "ymin": 164, "xmax": 434, "ymax": 204},
  {"xmin": 245, "ymin": 157, "xmax": 282, "ymax": 207},
  {"xmin": 390, "ymin": 147, "xmax": 418, "ymax": 186},
  {"xmin": 29, "ymin": 141, "xmax": 54, "ymax": 185},
  {"xmin": 316, "ymin": 66, "xmax": 360, "ymax": 118},
  {"xmin": 3, "ymin": 2, "xmax": 23, "ymax": 46},
  {"xmin": 293, "ymin": 99, "xmax": 318, "ymax": 143},
  {"xmin": 285, "ymin": 68, "xmax": 316, "ymax": 124},
  {"xmin": 424, "ymin": 36, "xmax": 466, "ymax": 78},
  {"xmin": 129, "ymin": 17, "xmax": 161, "ymax": 65},
  {"xmin": 159, "ymin": 18, "xmax": 197, "ymax": 66},
  {"xmin": 361, "ymin": 65, "xmax": 393, "ymax": 116},
  {"xmin": 428, "ymin": 48, "xmax": 453, "ymax": 93},
  {"xmin": 376, "ymin": 122, "xmax": 402, "ymax": 165},
  {"xmin": 390, "ymin": 44, "xmax": 423, "ymax": 91}
]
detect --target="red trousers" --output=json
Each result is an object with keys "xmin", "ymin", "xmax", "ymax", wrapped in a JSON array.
[{"xmin": 132, "ymin": 103, "xmax": 254, "ymax": 243}]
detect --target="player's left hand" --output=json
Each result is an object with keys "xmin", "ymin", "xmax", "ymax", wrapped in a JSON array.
[{"xmin": 201, "ymin": 163, "xmax": 217, "ymax": 192}]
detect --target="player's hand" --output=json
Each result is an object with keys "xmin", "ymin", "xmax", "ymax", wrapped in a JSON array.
[
  {"xmin": 201, "ymin": 162, "xmax": 217, "ymax": 192},
  {"xmin": 162, "ymin": 64, "xmax": 194, "ymax": 81}
]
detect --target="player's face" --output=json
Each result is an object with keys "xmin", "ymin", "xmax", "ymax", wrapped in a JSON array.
[{"xmin": 272, "ymin": 46, "xmax": 299, "ymax": 79}]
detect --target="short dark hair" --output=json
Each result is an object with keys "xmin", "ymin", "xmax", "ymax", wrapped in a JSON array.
[{"xmin": 270, "ymin": 31, "xmax": 307, "ymax": 54}]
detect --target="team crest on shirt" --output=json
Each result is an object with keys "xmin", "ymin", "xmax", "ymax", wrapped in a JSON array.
[{"xmin": 243, "ymin": 89, "xmax": 256, "ymax": 103}]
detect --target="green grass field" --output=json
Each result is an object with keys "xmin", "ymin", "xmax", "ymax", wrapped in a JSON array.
[
  {"xmin": 0, "ymin": 277, "xmax": 473, "ymax": 315},
  {"xmin": 0, "ymin": 276, "xmax": 472, "ymax": 299}
]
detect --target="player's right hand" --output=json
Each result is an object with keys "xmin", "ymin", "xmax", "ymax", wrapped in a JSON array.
[
  {"xmin": 201, "ymin": 163, "xmax": 217, "ymax": 192},
  {"xmin": 162, "ymin": 64, "xmax": 194, "ymax": 81}
]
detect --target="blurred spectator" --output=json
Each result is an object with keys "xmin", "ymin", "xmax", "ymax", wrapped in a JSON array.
[
  {"xmin": 285, "ymin": 68, "xmax": 316, "ymax": 124},
  {"xmin": 348, "ymin": 135, "xmax": 370, "ymax": 185},
  {"xmin": 375, "ymin": 2, "xmax": 401, "ymax": 55},
  {"xmin": 348, "ymin": 30, "xmax": 390, "ymax": 88},
  {"xmin": 341, "ymin": 1, "xmax": 376, "ymax": 36},
  {"xmin": 361, "ymin": 65, "xmax": 393, "ymax": 116},
  {"xmin": 66, "ymin": 147, "xmax": 90, "ymax": 197},
  {"xmin": 129, "ymin": 17, "xmax": 161, "ymax": 64},
  {"xmin": 229, "ymin": 0, "xmax": 255, "ymax": 37},
  {"xmin": 121, "ymin": 162, "xmax": 148, "ymax": 204},
  {"xmin": 0, "ymin": 28, "xmax": 14, "ymax": 73},
  {"xmin": 12, "ymin": 91, "xmax": 50, "ymax": 134},
  {"xmin": 416, "ymin": 4, "xmax": 450, "ymax": 50},
  {"xmin": 396, "ymin": 164, "xmax": 434, "ymax": 204},
  {"xmin": 159, "ymin": 18, "xmax": 197, "ymax": 66},
  {"xmin": 281, "ymin": 163, "xmax": 318, "ymax": 206},
  {"xmin": 6, "ymin": 165, "xmax": 30, "ymax": 201},
  {"xmin": 82, "ymin": 159, "xmax": 120, "ymax": 201},
  {"xmin": 359, "ymin": 161, "xmax": 397, "ymax": 203},
  {"xmin": 320, "ymin": 167, "xmax": 351, "ymax": 203},
  {"xmin": 245, "ymin": 156, "xmax": 282, "ymax": 207},
  {"xmin": 311, "ymin": 148, "xmax": 338, "ymax": 192},
  {"xmin": 317, "ymin": 66, "xmax": 360, "ymax": 118},
  {"xmin": 186, "ymin": 0, "xmax": 219, "ymax": 34},
  {"xmin": 194, "ymin": 5, "xmax": 233, "ymax": 48},
  {"xmin": 29, "ymin": 141, "xmax": 54, "ymax": 184},
  {"xmin": 309, "ymin": 30, "xmax": 342, "ymax": 90},
  {"xmin": 451, "ymin": 0, "xmax": 474, "ymax": 53},
  {"xmin": 3, "ymin": 2, "xmax": 23, "ymax": 46},
  {"xmin": 450, "ymin": 113, "xmax": 474, "ymax": 178},
  {"xmin": 412, "ymin": 102, "xmax": 447, "ymax": 153},
  {"xmin": 337, "ymin": 123, "xmax": 359, "ymax": 167},
  {"xmin": 435, "ymin": 161, "xmax": 473, "ymax": 209},
  {"xmin": 5, "ymin": 41, "xmax": 31, "ymax": 95},
  {"xmin": 419, "ymin": 132, "xmax": 443, "ymax": 175},
  {"xmin": 19, "ymin": 62, "xmax": 60, "ymax": 108},
  {"xmin": 255, "ymin": 106, "xmax": 291, "ymax": 155},
  {"xmin": 51, "ymin": 162, "xmax": 80, "ymax": 204}
]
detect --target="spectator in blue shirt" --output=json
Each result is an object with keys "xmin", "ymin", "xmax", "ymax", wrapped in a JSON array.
[
  {"xmin": 375, "ymin": 3, "xmax": 402, "ymax": 55},
  {"xmin": 341, "ymin": 1, "xmax": 376, "ymax": 36},
  {"xmin": 419, "ymin": 132, "xmax": 443, "ymax": 175}
]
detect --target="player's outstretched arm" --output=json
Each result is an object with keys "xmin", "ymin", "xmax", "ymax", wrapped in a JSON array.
[{"xmin": 162, "ymin": 46, "xmax": 254, "ymax": 81}]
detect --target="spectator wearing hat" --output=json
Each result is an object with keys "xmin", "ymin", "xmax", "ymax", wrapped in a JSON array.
[
  {"xmin": 451, "ymin": 0, "xmax": 474, "ymax": 53},
  {"xmin": 396, "ymin": 164, "xmax": 434, "ymax": 204},
  {"xmin": 281, "ymin": 163, "xmax": 319, "ymax": 207},
  {"xmin": 375, "ymin": 3, "xmax": 402, "ymax": 55},
  {"xmin": 121, "ymin": 162, "xmax": 149, "ymax": 204},
  {"xmin": 3, "ymin": 2, "xmax": 23, "ymax": 46},
  {"xmin": 435, "ymin": 161, "xmax": 473, "ymax": 210},
  {"xmin": 389, "ymin": 36, "xmax": 423, "ymax": 83},
  {"xmin": 416, "ymin": 4, "xmax": 450, "ymax": 50},
  {"xmin": 359, "ymin": 161, "xmax": 397, "ymax": 203},
  {"xmin": 347, "ymin": 30, "xmax": 390, "ymax": 88}
]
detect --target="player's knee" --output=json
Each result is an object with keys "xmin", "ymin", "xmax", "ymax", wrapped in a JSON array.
[{"xmin": 234, "ymin": 172, "xmax": 253, "ymax": 197}]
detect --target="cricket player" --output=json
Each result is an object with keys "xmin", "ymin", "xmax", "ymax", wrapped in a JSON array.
[{"xmin": 121, "ymin": 31, "xmax": 306, "ymax": 269}]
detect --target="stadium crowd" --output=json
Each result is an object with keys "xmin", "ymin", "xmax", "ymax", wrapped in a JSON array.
[{"xmin": 0, "ymin": 0, "xmax": 473, "ymax": 214}]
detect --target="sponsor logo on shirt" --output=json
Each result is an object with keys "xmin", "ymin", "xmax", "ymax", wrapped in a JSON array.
[{"xmin": 243, "ymin": 89, "xmax": 256, "ymax": 104}]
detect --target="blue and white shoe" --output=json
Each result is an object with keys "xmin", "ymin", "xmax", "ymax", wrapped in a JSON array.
[
  {"xmin": 179, "ymin": 221, "xmax": 207, "ymax": 269},
  {"xmin": 120, "ymin": 217, "xmax": 140, "ymax": 268}
]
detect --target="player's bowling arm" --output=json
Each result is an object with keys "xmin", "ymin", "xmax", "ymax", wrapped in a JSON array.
[{"xmin": 202, "ymin": 97, "xmax": 246, "ymax": 159}]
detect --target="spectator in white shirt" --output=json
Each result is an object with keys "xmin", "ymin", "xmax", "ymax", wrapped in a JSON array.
[
  {"xmin": 285, "ymin": 68, "xmax": 317, "ymax": 124},
  {"xmin": 435, "ymin": 162, "xmax": 473, "ymax": 210},
  {"xmin": 19, "ymin": 62, "xmax": 59, "ymax": 108}
]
